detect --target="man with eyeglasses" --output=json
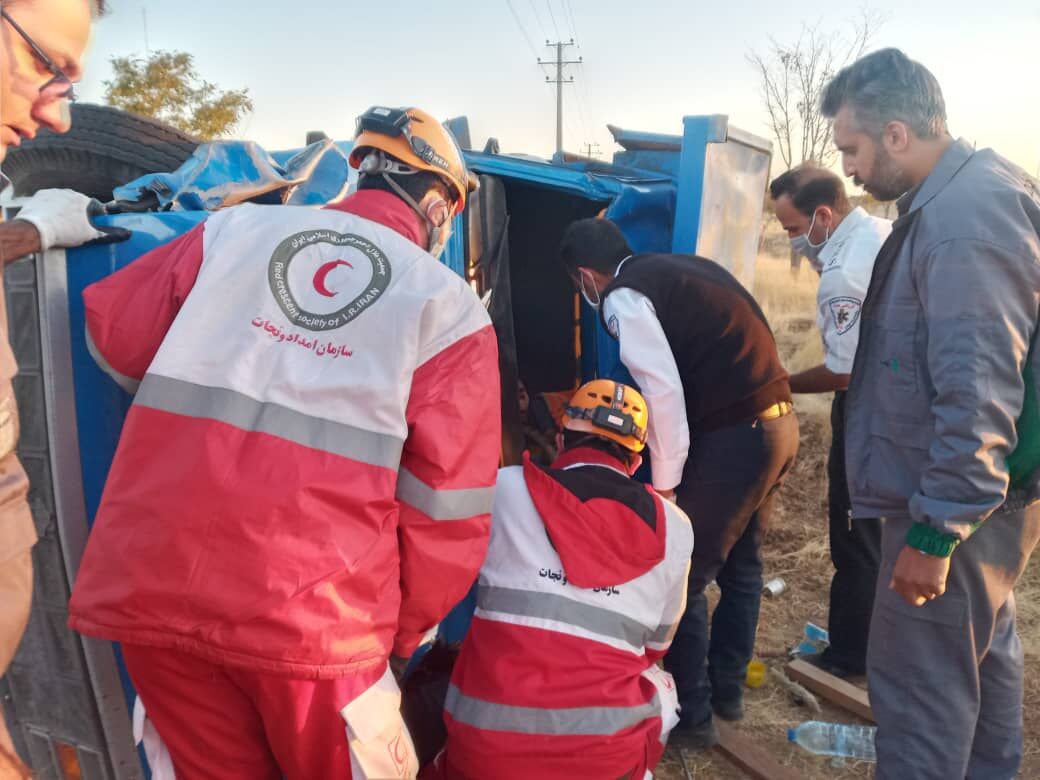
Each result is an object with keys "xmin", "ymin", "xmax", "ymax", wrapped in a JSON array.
[
  {"xmin": 0, "ymin": 0, "xmax": 119, "ymax": 259},
  {"xmin": 0, "ymin": 0, "xmax": 110, "ymax": 772}
]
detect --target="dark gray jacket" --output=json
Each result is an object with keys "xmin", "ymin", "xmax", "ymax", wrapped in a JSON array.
[{"xmin": 846, "ymin": 139, "xmax": 1040, "ymax": 540}]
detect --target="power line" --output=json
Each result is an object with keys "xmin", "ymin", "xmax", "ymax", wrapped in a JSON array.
[
  {"xmin": 576, "ymin": 62, "xmax": 600, "ymax": 136},
  {"xmin": 503, "ymin": 0, "xmax": 540, "ymax": 58},
  {"xmin": 582, "ymin": 141, "xmax": 601, "ymax": 159},
  {"xmin": 563, "ymin": 0, "xmax": 581, "ymax": 46},
  {"xmin": 545, "ymin": 0, "xmax": 562, "ymax": 40},
  {"xmin": 570, "ymin": 72, "xmax": 592, "ymax": 140},
  {"xmin": 527, "ymin": 0, "xmax": 550, "ymax": 41},
  {"xmin": 506, "ymin": 0, "xmax": 573, "ymax": 151},
  {"xmin": 142, "ymin": 5, "xmax": 150, "ymax": 54},
  {"xmin": 567, "ymin": 49, "xmax": 593, "ymax": 139},
  {"xmin": 557, "ymin": 1, "xmax": 596, "ymax": 139},
  {"xmin": 540, "ymin": 39, "xmax": 582, "ymax": 153}
]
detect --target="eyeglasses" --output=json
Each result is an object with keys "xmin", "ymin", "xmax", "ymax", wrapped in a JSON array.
[{"xmin": 1, "ymin": 8, "xmax": 76, "ymax": 101}]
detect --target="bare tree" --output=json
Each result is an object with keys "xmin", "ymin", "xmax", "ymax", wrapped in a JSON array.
[{"xmin": 748, "ymin": 10, "xmax": 885, "ymax": 169}]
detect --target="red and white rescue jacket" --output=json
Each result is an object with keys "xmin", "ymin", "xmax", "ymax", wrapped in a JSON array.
[
  {"xmin": 434, "ymin": 447, "xmax": 693, "ymax": 780},
  {"xmin": 68, "ymin": 191, "xmax": 500, "ymax": 678}
]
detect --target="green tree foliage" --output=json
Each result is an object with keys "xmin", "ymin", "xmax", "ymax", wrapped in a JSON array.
[{"xmin": 104, "ymin": 50, "xmax": 253, "ymax": 139}]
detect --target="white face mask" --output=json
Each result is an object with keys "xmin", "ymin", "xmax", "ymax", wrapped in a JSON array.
[
  {"xmin": 365, "ymin": 165, "xmax": 454, "ymax": 258},
  {"xmin": 579, "ymin": 271, "xmax": 601, "ymax": 310},
  {"xmin": 425, "ymin": 201, "xmax": 452, "ymax": 259},
  {"xmin": 789, "ymin": 210, "xmax": 830, "ymax": 267}
]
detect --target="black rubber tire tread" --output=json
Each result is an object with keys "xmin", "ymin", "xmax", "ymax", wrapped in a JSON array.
[{"xmin": 3, "ymin": 103, "xmax": 199, "ymax": 200}]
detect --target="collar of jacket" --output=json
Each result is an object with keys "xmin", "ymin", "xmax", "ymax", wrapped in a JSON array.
[
  {"xmin": 522, "ymin": 449, "xmax": 665, "ymax": 588},
  {"xmin": 896, "ymin": 137, "xmax": 975, "ymax": 220},
  {"xmin": 613, "ymin": 254, "xmax": 636, "ymax": 277},
  {"xmin": 816, "ymin": 205, "xmax": 870, "ymax": 268},
  {"xmin": 326, "ymin": 189, "xmax": 425, "ymax": 246},
  {"xmin": 551, "ymin": 445, "xmax": 632, "ymax": 475}
]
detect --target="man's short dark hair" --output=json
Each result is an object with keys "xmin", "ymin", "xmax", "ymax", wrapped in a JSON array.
[
  {"xmin": 357, "ymin": 170, "xmax": 452, "ymax": 207},
  {"xmin": 561, "ymin": 429, "xmax": 635, "ymax": 467},
  {"xmin": 559, "ymin": 218, "xmax": 633, "ymax": 276},
  {"xmin": 769, "ymin": 164, "xmax": 850, "ymax": 218},
  {"xmin": 821, "ymin": 48, "xmax": 947, "ymax": 139}
]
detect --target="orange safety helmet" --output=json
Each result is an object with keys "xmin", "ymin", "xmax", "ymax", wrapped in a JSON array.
[
  {"xmin": 350, "ymin": 106, "xmax": 478, "ymax": 213},
  {"xmin": 562, "ymin": 379, "xmax": 649, "ymax": 453}
]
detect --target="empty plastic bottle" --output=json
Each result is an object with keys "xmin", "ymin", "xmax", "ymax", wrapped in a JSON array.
[
  {"xmin": 795, "ymin": 622, "xmax": 831, "ymax": 656},
  {"xmin": 804, "ymin": 622, "xmax": 830, "ymax": 643},
  {"xmin": 788, "ymin": 721, "xmax": 877, "ymax": 761}
]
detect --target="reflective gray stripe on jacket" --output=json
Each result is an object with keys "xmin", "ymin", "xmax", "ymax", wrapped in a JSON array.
[
  {"xmin": 444, "ymin": 683, "xmax": 662, "ymax": 736},
  {"xmin": 845, "ymin": 139, "xmax": 1040, "ymax": 538}
]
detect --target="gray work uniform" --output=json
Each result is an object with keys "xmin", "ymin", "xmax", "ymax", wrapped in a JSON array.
[{"xmin": 845, "ymin": 139, "xmax": 1040, "ymax": 779}]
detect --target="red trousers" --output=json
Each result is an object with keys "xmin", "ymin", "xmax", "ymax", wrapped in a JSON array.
[{"xmin": 122, "ymin": 644, "xmax": 384, "ymax": 780}]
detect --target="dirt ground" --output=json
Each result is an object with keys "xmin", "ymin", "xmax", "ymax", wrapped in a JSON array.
[{"xmin": 653, "ymin": 253, "xmax": 1040, "ymax": 779}]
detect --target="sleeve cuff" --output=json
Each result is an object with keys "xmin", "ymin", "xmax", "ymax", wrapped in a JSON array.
[
  {"xmin": 905, "ymin": 522, "xmax": 961, "ymax": 557},
  {"xmin": 651, "ymin": 456, "xmax": 686, "ymax": 492},
  {"xmin": 824, "ymin": 351, "xmax": 854, "ymax": 376},
  {"xmin": 392, "ymin": 632, "xmax": 425, "ymax": 659}
]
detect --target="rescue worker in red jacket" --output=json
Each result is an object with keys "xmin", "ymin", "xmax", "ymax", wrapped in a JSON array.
[
  {"xmin": 428, "ymin": 380, "xmax": 694, "ymax": 780},
  {"xmin": 67, "ymin": 106, "xmax": 501, "ymax": 780}
]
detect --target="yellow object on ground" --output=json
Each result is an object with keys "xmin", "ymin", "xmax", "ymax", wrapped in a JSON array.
[{"xmin": 746, "ymin": 660, "xmax": 767, "ymax": 689}]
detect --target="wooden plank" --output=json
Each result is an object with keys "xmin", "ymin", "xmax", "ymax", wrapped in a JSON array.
[
  {"xmin": 785, "ymin": 659, "xmax": 875, "ymax": 723},
  {"xmin": 713, "ymin": 720, "xmax": 802, "ymax": 780}
]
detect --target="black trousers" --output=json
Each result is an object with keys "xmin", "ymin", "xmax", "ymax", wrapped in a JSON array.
[
  {"xmin": 822, "ymin": 391, "xmax": 881, "ymax": 674},
  {"xmin": 664, "ymin": 411, "xmax": 800, "ymax": 725}
]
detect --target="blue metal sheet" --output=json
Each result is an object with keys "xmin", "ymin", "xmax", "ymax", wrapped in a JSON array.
[
  {"xmin": 65, "ymin": 213, "xmax": 204, "ymax": 777},
  {"xmin": 670, "ymin": 115, "xmax": 772, "ymax": 290},
  {"xmin": 464, "ymin": 151, "xmax": 669, "ymax": 201},
  {"xmin": 68, "ymin": 214, "xmax": 205, "ymax": 523},
  {"xmin": 608, "ymin": 125, "xmax": 683, "ymax": 152},
  {"xmin": 671, "ymin": 114, "xmax": 729, "ymax": 255},
  {"xmin": 611, "ymin": 150, "xmax": 681, "ymax": 178}
]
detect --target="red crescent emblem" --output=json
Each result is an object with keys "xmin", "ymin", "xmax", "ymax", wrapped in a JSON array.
[
  {"xmin": 313, "ymin": 259, "xmax": 354, "ymax": 298},
  {"xmin": 388, "ymin": 733, "xmax": 407, "ymax": 770}
]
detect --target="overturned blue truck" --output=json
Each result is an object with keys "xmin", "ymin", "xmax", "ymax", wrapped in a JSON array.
[{"xmin": 0, "ymin": 105, "xmax": 771, "ymax": 778}]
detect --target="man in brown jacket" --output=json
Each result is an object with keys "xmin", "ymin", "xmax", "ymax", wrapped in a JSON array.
[{"xmin": 0, "ymin": 0, "xmax": 111, "ymax": 770}]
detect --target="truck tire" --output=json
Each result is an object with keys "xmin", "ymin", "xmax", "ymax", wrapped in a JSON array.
[{"xmin": 3, "ymin": 103, "xmax": 199, "ymax": 201}]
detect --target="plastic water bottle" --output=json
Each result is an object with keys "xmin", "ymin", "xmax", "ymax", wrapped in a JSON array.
[
  {"xmin": 795, "ymin": 622, "xmax": 831, "ymax": 656},
  {"xmin": 788, "ymin": 721, "xmax": 877, "ymax": 761}
]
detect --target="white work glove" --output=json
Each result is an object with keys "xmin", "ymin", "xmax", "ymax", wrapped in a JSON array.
[{"xmin": 16, "ymin": 189, "xmax": 129, "ymax": 250}]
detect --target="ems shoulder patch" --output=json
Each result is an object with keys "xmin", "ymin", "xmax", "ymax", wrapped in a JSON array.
[{"xmin": 828, "ymin": 297, "xmax": 862, "ymax": 335}]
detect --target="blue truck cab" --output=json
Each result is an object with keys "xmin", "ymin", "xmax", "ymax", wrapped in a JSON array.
[{"xmin": 1, "ymin": 114, "xmax": 770, "ymax": 779}]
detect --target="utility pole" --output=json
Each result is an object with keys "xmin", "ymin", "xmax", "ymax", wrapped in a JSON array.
[
  {"xmin": 538, "ymin": 40, "xmax": 581, "ymax": 155},
  {"xmin": 582, "ymin": 141, "xmax": 601, "ymax": 159}
]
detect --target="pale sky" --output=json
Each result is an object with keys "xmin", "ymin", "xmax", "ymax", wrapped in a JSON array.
[{"xmin": 77, "ymin": 0, "xmax": 1040, "ymax": 176}]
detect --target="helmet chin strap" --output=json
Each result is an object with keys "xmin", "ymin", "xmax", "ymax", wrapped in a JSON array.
[{"xmin": 358, "ymin": 151, "xmax": 449, "ymax": 257}]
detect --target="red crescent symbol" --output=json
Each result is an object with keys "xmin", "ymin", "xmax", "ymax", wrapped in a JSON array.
[
  {"xmin": 390, "ymin": 733, "xmax": 407, "ymax": 768},
  {"xmin": 313, "ymin": 259, "xmax": 354, "ymax": 298}
]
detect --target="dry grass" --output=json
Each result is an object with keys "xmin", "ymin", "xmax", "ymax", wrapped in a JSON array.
[{"xmin": 655, "ymin": 246, "xmax": 1040, "ymax": 779}]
